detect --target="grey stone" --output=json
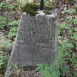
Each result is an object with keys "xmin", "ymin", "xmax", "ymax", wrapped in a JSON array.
[
  {"xmin": 10, "ymin": 12, "xmax": 57, "ymax": 67},
  {"xmin": 12, "ymin": 13, "xmax": 57, "ymax": 66},
  {"xmin": 5, "ymin": 12, "xmax": 57, "ymax": 77}
]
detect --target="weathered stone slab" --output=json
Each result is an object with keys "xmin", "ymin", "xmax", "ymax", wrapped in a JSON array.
[
  {"xmin": 5, "ymin": 12, "xmax": 57, "ymax": 77},
  {"xmin": 9, "ymin": 12, "xmax": 57, "ymax": 67}
]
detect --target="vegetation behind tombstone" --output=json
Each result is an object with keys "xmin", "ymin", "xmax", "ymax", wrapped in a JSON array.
[
  {"xmin": 20, "ymin": 0, "xmax": 55, "ymax": 16},
  {"xmin": 0, "ymin": 0, "xmax": 19, "ymax": 76},
  {"xmin": 0, "ymin": 0, "xmax": 77, "ymax": 77}
]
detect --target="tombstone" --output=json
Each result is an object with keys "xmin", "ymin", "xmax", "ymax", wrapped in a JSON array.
[{"xmin": 5, "ymin": 11, "xmax": 58, "ymax": 77}]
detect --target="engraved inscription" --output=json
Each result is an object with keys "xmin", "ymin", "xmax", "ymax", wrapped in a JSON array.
[{"xmin": 9, "ymin": 13, "xmax": 57, "ymax": 66}]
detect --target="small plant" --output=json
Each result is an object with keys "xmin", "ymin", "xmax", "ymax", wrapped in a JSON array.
[
  {"xmin": 0, "ymin": 51, "xmax": 8, "ymax": 74},
  {"xmin": 8, "ymin": 27, "xmax": 17, "ymax": 40},
  {"xmin": 0, "ymin": 16, "xmax": 7, "ymax": 29},
  {"xmin": 8, "ymin": 20, "xmax": 18, "ymax": 27},
  {"xmin": 66, "ymin": 16, "xmax": 77, "ymax": 25},
  {"xmin": 0, "ymin": 39, "xmax": 13, "ymax": 53},
  {"xmin": 0, "ymin": 2, "xmax": 6, "ymax": 9},
  {"xmin": 65, "ymin": 9, "xmax": 76, "ymax": 14},
  {"xmin": 36, "ymin": 60, "xmax": 60, "ymax": 77},
  {"xmin": 0, "ymin": 2, "xmax": 14, "ymax": 10},
  {"xmin": 73, "ymin": 17, "xmax": 77, "ymax": 25},
  {"xmin": 71, "ymin": 33, "xmax": 77, "ymax": 41},
  {"xmin": 36, "ymin": 64, "xmax": 52, "ymax": 77}
]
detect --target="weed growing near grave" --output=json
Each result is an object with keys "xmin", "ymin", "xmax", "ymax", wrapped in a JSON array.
[
  {"xmin": 0, "ymin": 16, "xmax": 7, "ymax": 29},
  {"xmin": 0, "ymin": 2, "xmax": 14, "ymax": 10},
  {"xmin": 0, "ymin": 51, "xmax": 8, "ymax": 74},
  {"xmin": 58, "ymin": 5, "xmax": 77, "ymax": 76},
  {"xmin": 8, "ymin": 27, "xmax": 17, "ymax": 40},
  {"xmin": 36, "ymin": 59, "xmax": 60, "ymax": 77}
]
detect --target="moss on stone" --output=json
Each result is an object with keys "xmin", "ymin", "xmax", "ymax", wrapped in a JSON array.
[
  {"xmin": 29, "ymin": 4, "xmax": 39, "ymax": 11},
  {"xmin": 43, "ymin": 10, "xmax": 51, "ymax": 14},
  {"xmin": 21, "ymin": 3, "xmax": 39, "ymax": 16},
  {"xmin": 26, "ymin": 9, "xmax": 38, "ymax": 16},
  {"xmin": 44, "ymin": 6, "xmax": 53, "ymax": 11},
  {"xmin": 21, "ymin": 3, "xmax": 53, "ymax": 16}
]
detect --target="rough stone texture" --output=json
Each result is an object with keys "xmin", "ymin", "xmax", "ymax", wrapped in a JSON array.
[
  {"xmin": 5, "ymin": 12, "xmax": 57, "ymax": 77},
  {"xmin": 9, "ymin": 13, "xmax": 57, "ymax": 67}
]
